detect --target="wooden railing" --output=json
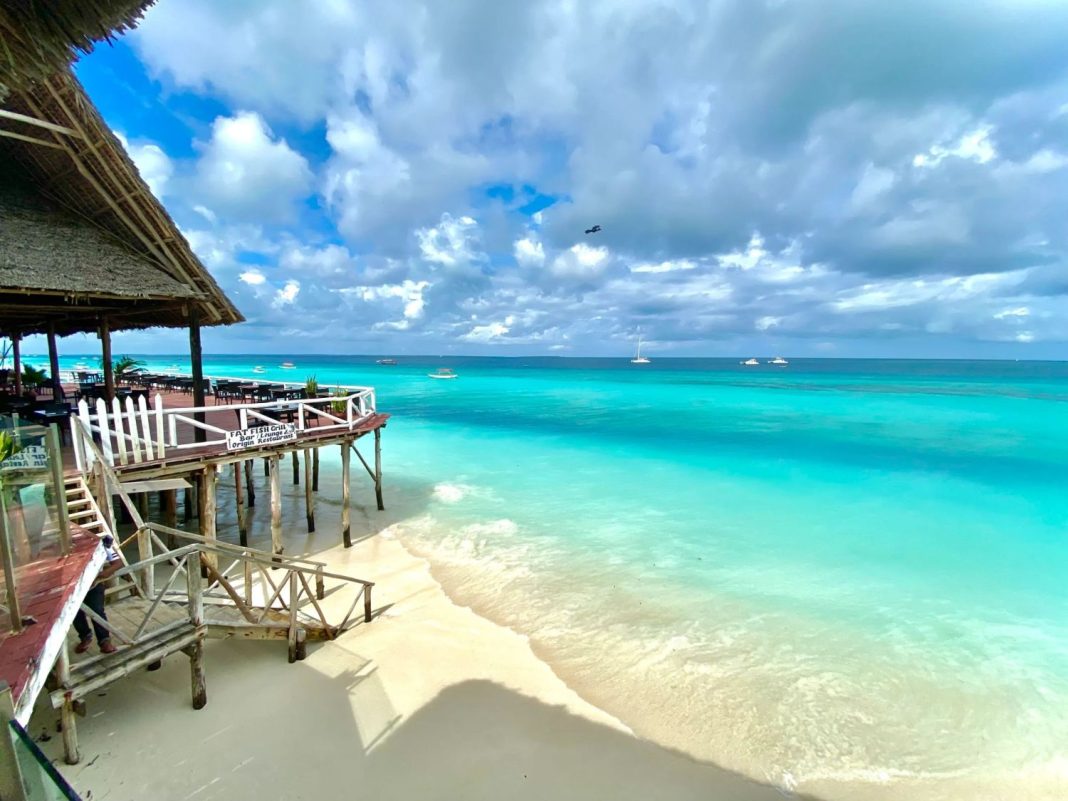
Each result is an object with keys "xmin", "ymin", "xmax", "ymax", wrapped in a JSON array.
[
  {"xmin": 70, "ymin": 387, "xmax": 376, "ymax": 469},
  {"xmin": 74, "ymin": 419, "xmax": 376, "ymax": 656}
]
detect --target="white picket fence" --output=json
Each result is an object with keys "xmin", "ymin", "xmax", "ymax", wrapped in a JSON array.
[{"xmin": 71, "ymin": 388, "xmax": 376, "ymax": 470}]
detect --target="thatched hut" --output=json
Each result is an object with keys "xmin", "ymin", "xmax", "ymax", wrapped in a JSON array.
[{"xmin": 0, "ymin": 6, "xmax": 242, "ymax": 402}]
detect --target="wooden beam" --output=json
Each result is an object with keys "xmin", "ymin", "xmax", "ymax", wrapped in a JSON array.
[
  {"xmin": 99, "ymin": 318, "xmax": 114, "ymax": 401},
  {"xmin": 188, "ymin": 306, "xmax": 205, "ymax": 442},
  {"xmin": 235, "ymin": 462, "xmax": 248, "ymax": 547},
  {"xmin": 304, "ymin": 448, "xmax": 314, "ymax": 533},
  {"xmin": 11, "ymin": 335, "xmax": 20, "ymax": 396},
  {"xmin": 57, "ymin": 644, "xmax": 78, "ymax": 764},
  {"xmin": 244, "ymin": 459, "xmax": 256, "ymax": 508},
  {"xmin": 341, "ymin": 440, "xmax": 351, "ymax": 548},
  {"xmin": 0, "ymin": 108, "xmax": 82, "ymax": 136},
  {"xmin": 312, "ymin": 449, "xmax": 320, "ymax": 492},
  {"xmin": 269, "ymin": 456, "xmax": 282, "ymax": 557},
  {"xmin": 291, "ymin": 450, "xmax": 299, "ymax": 486},
  {"xmin": 198, "ymin": 466, "xmax": 218, "ymax": 571},
  {"xmin": 374, "ymin": 428, "xmax": 385, "ymax": 511},
  {"xmin": 46, "ymin": 323, "xmax": 61, "ymax": 397}
]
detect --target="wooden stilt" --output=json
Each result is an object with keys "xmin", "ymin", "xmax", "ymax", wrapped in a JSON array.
[
  {"xmin": 244, "ymin": 459, "xmax": 256, "ymax": 507},
  {"xmin": 312, "ymin": 448, "xmax": 320, "ymax": 492},
  {"xmin": 189, "ymin": 639, "xmax": 207, "ymax": 710},
  {"xmin": 188, "ymin": 306, "xmax": 206, "ymax": 443},
  {"xmin": 183, "ymin": 480, "xmax": 194, "ymax": 523},
  {"xmin": 341, "ymin": 440, "xmax": 352, "ymax": 548},
  {"xmin": 374, "ymin": 427, "xmax": 384, "ymax": 511},
  {"xmin": 99, "ymin": 318, "xmax": 114, "ymax": 402},
  {"xmin": 287, "ymin": 572, "xmax": 299, "ymax": 663},
  {"xmin": 235, "ymin": 462, "xmax": 248, "ymax": 547},
  {"xmin": 263, "ymin": 458, "xmax": 269, "ymax": 477},
  {"xmin": 57, "ymin": 643, "xmax": 78, "ymax": 764},
  {"xmin": 162, "ymin": 489, "xmax": 177, "ymax": 548},
  {"xmin": 47, "ymin": 323, "xmax": 62, "ymax": 399},
  {"xmin": 11, "ymin": 335, "xmax": 21, "ymax": 397},
  {"xmin": 269, "ymin": 455, "xmax": 282, "ymax": 557},
  {"xmin": 291, "ymin": 450, "xmax": 299, "ymax": 486},
  {"xmin": 304, "ymin": 448, "xmax": 315, "ymax": 533},
  {"xmin": 199, "ymin": 466, "xmax": 218, "ymax": 571}
]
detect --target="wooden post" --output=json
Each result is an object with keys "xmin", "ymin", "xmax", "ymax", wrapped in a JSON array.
[
  {"xmin": 47, "ymin": 323, "xmax": 61, "ymax": 398},
  {"xmin": 47, "ymin": 424, "xmax": 71, "ymax": 555},
  {"xmin": 57, "ymin": 643, "xmax": 78, "ymax": 764},
  {"xmin": 188, "ymin": 305, "xmax": 206, "ymax": 443},
  {"xmin": 235, "ymin": 462, "xmax": 248, "ymax": 546},
  {"xmin": 269, "ymin": 455, "xmax": 282, "ymax": 557},
  {"xmin": 0, "ymin": 493, "xmax": 22, "ymax": 633},
  {"xmin": 162, "ymin": 488, "xmax": 177, "ymax": 548},
  {"xmin": 304, "ymin": 448, "xmax": 314, "ymax": 533},
  {"xmin": 186, "ymin": 554, "xmax": 207, "ymax": 710},
  {"xmin": 291, "ymin": 450, "xmax": 299, "ymax": 486},
  {"xmin": 312, "ymin": 448, "xmax": 320, "ymax": 492},
  {"xmin": 183, "ymin": 484, "xmax": 194, "ymax": 523},
  {"xmin": 99, "ymin": 318, "xmax": 114, "ymax": 402},
  {"xmin": 11, "ymin": 335, "xmax": 20, "ymax": 396},
  {"xmin": 198, "ymin": 465, "xmax": 217, "ymax": 571},
  {"xmin": 287, "ymin": 572, "xmax": 299, "ymax": 663},
  {"xmin": 244, "ymin": 459, "xmax": 256, "ymax": 507},
  {"xmin": 341, "ymin": 440, "xmax": 352, "ymax": 548},
  {"xmin": 364, "ymin": 584, "xmax": 373, "ymax": 623},
  {"xmin": 374, "ymin": 427, "xmax": 384, "ymax": 511}
]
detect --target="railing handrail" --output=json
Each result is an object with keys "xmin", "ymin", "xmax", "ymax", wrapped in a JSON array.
[{"xmin": 150, "ymin": 390, "xmax": 373, "ymax": 418}]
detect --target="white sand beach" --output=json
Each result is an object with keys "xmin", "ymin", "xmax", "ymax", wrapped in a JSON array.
[{"xmin": 30, "ymin": 460, "xmax": 797, "ymax": 801}]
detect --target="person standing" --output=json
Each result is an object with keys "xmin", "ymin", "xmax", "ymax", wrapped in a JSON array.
[{"xmin": 73, "ymin": 535, "xmax": 122, "ymax": 654}]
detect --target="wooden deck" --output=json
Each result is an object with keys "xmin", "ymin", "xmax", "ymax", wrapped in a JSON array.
[{"xmin": 0, "ymin": 530, "xmax": 103, "ymax": 724}]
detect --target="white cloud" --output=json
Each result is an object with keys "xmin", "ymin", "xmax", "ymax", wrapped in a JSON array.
[
  {"xmin": 550, "ymin": 243, "xmax": 609, "ymax": 279},
  {"xmin": 272, "ymin": 279, "xmax": 301, "ymax": 308},
  {"xmin": 239, "ymin": 269, "xmax": 266, "ymax": 285},
  {"xmin": 115, "ymin": 132, "xmax": 173, "ymax": 197},
  {"xmin": 631, "ymin": 259, "xmax": 696, "ymax": 274},
  {"xmin": 913, "ymin": 125, "xmax": 997, "ymax": 168},
  {"xmin": 994, "ymin": 306, "xmax": 1030, "ymax": 320},
  {"xmin": 417, "ymin": 214, "xmax": 482, "ymax": 268},
  {"xmin": 461, "ymin": 320, "xmax": 511, "ymax": 342},
  {"xmin": 195, "ymin": 112, "xmax": 313, "ymax": 222},
  {"xmin": 514, "ymin": 237, "xmax": 545, "ymax": 267}
]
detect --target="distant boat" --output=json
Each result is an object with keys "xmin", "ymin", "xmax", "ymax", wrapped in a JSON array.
[
  {"xmin": 252, "ymin": 366, "xmax": 266, "ymax": 374},
  {"xmin": 428, "ymin": 368, "xmax": 457, "ymax": 380},
  {"xmin": 741, "ymin": 358, "xmax": 760, "ymax": 366},
  {"xmin": 631, "ymin": 335, "xmax": 651, "ymax": 365},
  {"xmin": 280, "ymin": 362, "xmax": 296, "ymax": 369},
  {"xmin": 769, "ymin": 356, "xmax": 789, "ymax": 365},
  {"xmin": 376, "ymin": 358, "xmax": 398, "ymax": 365}
]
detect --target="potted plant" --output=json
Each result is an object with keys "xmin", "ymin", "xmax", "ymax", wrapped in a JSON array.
[
  {"xmin": 305, "ymin": 375, "xmax": 318, "ymax": 398},
  {"xmin": 330, "ymin": 387, "xmax": 348, "ymax": 415}
]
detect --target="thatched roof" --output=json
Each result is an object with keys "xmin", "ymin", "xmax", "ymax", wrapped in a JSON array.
[
  {"xmin": 0, "ymin": 1, "xmax": 156, "ymax": 100},
  {"xmin": 0, "ymin": 68, "xmax": 243, "ymax": 337}
]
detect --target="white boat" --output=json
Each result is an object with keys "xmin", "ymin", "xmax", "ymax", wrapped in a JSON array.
[
  {"xmin": 252, "ymin": 366, "xmax": 266, "ymax": 374},
  {"xmin": 428, "ymin": 368, "xmax": 457, "ymax": 380},
  {"xmin": 631, "ymin": 335, "xmax": 651, "ymax": 364},
  {"xmin": 769, "ymin": 356, "xmax": 789, "ymax": 365},
  {"xmin": 376, "ymin": 358, "xmax": 398, "ymax": 365},
  {"xmin": 741, "ymin": 358, "xmax": 760, "ymax": 366},
  {"xmin": 279, "ymin": 361, "xmax": 296, "ymax": 369}
]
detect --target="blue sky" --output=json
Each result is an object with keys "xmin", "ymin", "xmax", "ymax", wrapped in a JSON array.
[{"xmin": 30, "ymin": 0, "xmax": 1068, "ymax": 358}]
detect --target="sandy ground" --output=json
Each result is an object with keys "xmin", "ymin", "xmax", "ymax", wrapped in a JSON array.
[{"xmin": 29, "ymin": 456, "xmax": 800, "ymax": 801}]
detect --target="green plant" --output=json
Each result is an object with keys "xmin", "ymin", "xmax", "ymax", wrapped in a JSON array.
[
  {"xmin": 305, "ymin": 375, "xmax": 318, "ymax": 397},
  {"xmin": 113, "ymin": 355, "xmax": 145, "ymax": 377},
  {"xmin": 0, "ymin": 431, "xmax": 20, "ymax": 463},
  {"xmin": 21, "ymin": 364, "xmax": 47, "ymax": 389},
  {"xmin": 330, "ymin": 387, "xmax": 347, "ymax": 415}
]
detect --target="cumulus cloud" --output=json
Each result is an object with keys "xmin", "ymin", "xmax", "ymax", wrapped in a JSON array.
[
  {"xmin": 105, "ymin": 0, "xmax": 1068, "ymax": 355},
  {"xmin": 115, "ymin": 132, "xmax": 173, "ymax": 197},
  {"xmin": 195, "ymin": 112, "xmax": 313, "ymax": 223}
]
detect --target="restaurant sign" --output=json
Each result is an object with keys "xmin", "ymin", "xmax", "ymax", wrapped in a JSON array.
[
  {"xmin": 226, "ymin": 424, "xmax": 297, "ymax": 452},
  {"xmin": 0, "ymin": 445, "xmax": 49, "ymax": 472}
]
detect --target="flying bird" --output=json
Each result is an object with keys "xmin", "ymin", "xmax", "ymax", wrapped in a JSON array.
[{"xmin": 584, "ymin": 225, "xmax": 602, "ymax": 235}]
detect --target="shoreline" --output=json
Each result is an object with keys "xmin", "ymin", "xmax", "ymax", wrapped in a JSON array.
[{"xmin": 33, "ymin": 458, "xmax": 799, "ymax": 801}]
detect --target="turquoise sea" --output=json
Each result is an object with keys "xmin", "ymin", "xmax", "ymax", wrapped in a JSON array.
[{"xmin": 45, "ymin": 354, "xmax": 1068, "ymax": 798}]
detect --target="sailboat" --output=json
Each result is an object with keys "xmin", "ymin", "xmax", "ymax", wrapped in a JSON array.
[{"xmin": 631, "ymin": 335, "xmax": 651, "ymax": 364}]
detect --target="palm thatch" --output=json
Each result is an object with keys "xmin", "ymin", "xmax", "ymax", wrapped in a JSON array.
[
  {"xmin": 0, "ymin": 69, "xmax": 243, "ymax": 337},
  {"xmin": 0, "ymin": 1, "xmax": 156, "ymax": 100}
]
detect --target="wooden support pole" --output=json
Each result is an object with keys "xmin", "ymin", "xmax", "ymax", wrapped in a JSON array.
[
  {"xmin": 99, "ymin": 318, "xmax": 114, "ymax": 402},
  {"xmin": 0, "ymin": 683, "xmax": 26, "ymax": 801},
  {"xmin": 198, "ymin": 466, "xmax": 217, "ymax": 571},
  {"xmin": 0, "ymin": 493, "xmax": 22, "ymax": 633},
  {"xmin": 287, "ymin": 572, "xmax": 299, "ymax": 663},
  {"xmin": 186, "ymin": 554, "xmax": 207, "ymax": 710},
  {"xmin": 312, "ymin": 448, "xmax": 320, "ymax": 492},
  {"xmin": 235, "ymin": 462, "xmax": 248, "ymax": 547},
  {"xmin": 57, "ymin": 643, "xmax": 78, "ymax": 764},
  {"xmin": 188, "ymin": 305, "xmax": 206, "ymax": 443},
  {"xmin": 47, "ymin": 424, "xmax": 71, "ymax": 555},
  {"xmin": 244, "ymin": 459, "xmax": 256, "ymax": 507},
  {"xmin": 341, "ymin": 440, "xmax": 352, "ymax": 548},
  {"xmin": 162, "ymin": 489, "xmax": 177, "ymax": 548},
  {"xmin": 183, "ymin": 484, "xmax": 194, "ymax": 523},
  {"xmin": 304, "ymin": 448, "xmax": 314, "ymax": 533},
  {"xmin": 374, "ymin": 427, "xmax": 384, "ymax": 511},
  {"xmin": 291, "ymin": 450, "xmax": 299, "ymax": 486},
  {"xmin": 269, "ymin": 456, "xmax": 282, "ymax": 557},
  {"xmin": 11, "ymin": 335, "xmax": 20, "ymax": 396},
  {"xmin": 47, "ymin": 323, "xmax": 61, "ymax": 398}
]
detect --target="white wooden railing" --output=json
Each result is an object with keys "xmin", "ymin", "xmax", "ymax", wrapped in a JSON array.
[{"xmin": 70, "ymin": 388, "xmax": 376, "ymax": 469}]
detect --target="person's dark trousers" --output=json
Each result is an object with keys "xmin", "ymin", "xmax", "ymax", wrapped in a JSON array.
[{"xmin": 73, "ymin": 584, "xmax": 108, "ymax": 643}]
